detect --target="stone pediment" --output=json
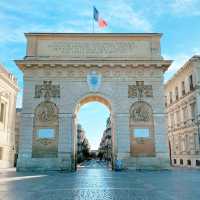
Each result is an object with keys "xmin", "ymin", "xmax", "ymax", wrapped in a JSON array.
[{"xmin": 24, "ymin": 33, "xmax": 162, "ymax": 60}]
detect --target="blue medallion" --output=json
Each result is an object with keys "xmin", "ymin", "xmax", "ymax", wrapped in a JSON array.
[{"xmin": 87, "ymin": 71, "xmax": 102, "ymax": 92}]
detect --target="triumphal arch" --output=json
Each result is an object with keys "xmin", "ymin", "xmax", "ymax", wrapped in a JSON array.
[{"xmin": 16, "ymin": 33, "xmax": 172, "ymax": 171}]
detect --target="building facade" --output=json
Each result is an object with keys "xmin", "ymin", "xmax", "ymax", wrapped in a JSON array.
[
  {"xmin": 0, "ymin": 65, "xmax": 18, "ymax": 168},
  {"xmin": 165, "ymin": 56, "xmax": 200, "ymax": 168},
  {"xmin": 77, "ymin": 124, "xmax": 90, "ymax": 163},
  {"xmin": 99, "ymin": 117, "xmax": 112, "ymax": 161},
  {"xmin": 14, "ymin": 108, "xmax": 22, "ymax": 166},
  {"xmin": 15, "ymin": 33, "xmax": 171, "ymax": 171}
]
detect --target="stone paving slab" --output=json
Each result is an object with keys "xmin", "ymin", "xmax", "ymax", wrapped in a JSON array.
[{"xmin": 0, "ymin": 165, "xmax": 200, "ymax": 200}]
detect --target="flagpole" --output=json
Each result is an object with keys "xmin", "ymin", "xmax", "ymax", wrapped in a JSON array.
[
  {"xmin": 92, "ymin": 17, "xmax": 94, "ymax": 33},
  {"xmin": 92, "ymin": 6, "xmax": 94, "ymax": 33}
]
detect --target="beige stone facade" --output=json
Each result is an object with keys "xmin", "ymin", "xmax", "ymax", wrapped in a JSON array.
[
  {"xmin": 14, "ymin": 108, "xmax": 22, "ymax": 166},
  {"xmin": 165, "ymin": 56, "xmax": 200, "ymax": 168},
  {"xmin": 15, "ymin": 33, "xmax": 171, "ymax": 171},
  {"xmin": 0, "ymin": 65, "xmax": 18, "ymax": 168}
]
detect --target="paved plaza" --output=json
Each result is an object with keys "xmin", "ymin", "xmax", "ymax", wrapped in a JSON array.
[{"xmin": 0, "ymin": 160, "xmax": 200, "ymax": 200}]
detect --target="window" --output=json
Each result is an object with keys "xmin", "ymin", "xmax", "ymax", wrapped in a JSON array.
[
  {"xmin": 37, "ymin": 128, "xmax": 55, "ymax": 139},
  {"xmin": 190, "ymin": 103, "xmax": 196, "ymax": 120},
  {"xmin": 175, "ymin": 87, "xmax": 179, "ymax": 100},
  {"xmin": 189, "ymin": 75, "xmax": 194, "ymax": 91},
  {"xmin": 134, "ymin": 128, "xmax": 150, "ymax": 138},
  {"xmin": 0, "ymin": 103, "xmax": 5, "ymax": 123},
  {"xmin": 180, "ymin": 159, "xmax": 183, "ymax": 165},
  {"xmin": 169, "ymin": 92, "xmax": 173, "ymax": 104},
  {"xmin": 187, "ymin": 160, "xmax": 191, "ymax": 166},
  {"xmin": 181, "ymin": 81, "xmax": 185, "ymax": 96},
  {"xmin": 176, "ymin": 110, "xmax": 180, "ymax": 126},
  {"xmin": 183, "ymin": 107, "xmax": 188, "ymax": 123},
  {"xmin": 0, "ymin": 147, "xmax": 3, "ymax": 160},
  {"xmin": 165, "ymin": 96, "xmax": 167, "ymax": 107},
  {"xmin": 196, "ymin": 160, "xmax": 200, "ymax": 166},
  {"xmin": 170, "ymin": 113, "xmax": 174, "ymax": 128},
  {"xmin": 174, "ymin": 159, "xmax": 176, "ymax": 164}
]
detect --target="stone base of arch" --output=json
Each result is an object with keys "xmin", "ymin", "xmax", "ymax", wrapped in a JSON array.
[
  {"xmin": 123, "ymin": 155, "xmax": 170, "ymax": 170},
  {"xmin": 17, "ymin": 154, "xmax": 73, "ymax": 172}
]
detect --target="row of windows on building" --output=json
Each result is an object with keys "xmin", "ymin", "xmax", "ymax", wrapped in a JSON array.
[
  {"xmin": 169, "ymin": 102, "xmax": 196, "ymax": 128},
  {"xmin": 173, "ymin": 158, "xmax": 200, "ymax": 167},
  {"xmin": 167, "ymin": 74, "xmax": 194, "ymax": 105}
]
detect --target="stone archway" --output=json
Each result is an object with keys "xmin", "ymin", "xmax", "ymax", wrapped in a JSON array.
[
  {"xmin": 15, "ymin": 33, "xmax": 172, "ymax": 171},
  {"xmin": 72, "ymin": 94, "xmax": 115, "ymax": 170}
]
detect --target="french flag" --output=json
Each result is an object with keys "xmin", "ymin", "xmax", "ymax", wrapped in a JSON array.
[{"xmin": 93, "ymin": 6, "xmax": 108, "ymax": 28}]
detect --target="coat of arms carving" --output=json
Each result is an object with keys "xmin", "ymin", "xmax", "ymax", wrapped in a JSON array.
[
  {"xmin": 128, "ymin": 81, "xmax": 153, "ymax": 100},
  {"xmin": 87, "ymin": 71, "xmax": 102, "ymax": 92}
]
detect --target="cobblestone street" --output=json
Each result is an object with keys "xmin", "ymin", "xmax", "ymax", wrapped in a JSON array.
[{"xmin": 0, "ymin": 160, "xmax": 200, "ymax": 200}]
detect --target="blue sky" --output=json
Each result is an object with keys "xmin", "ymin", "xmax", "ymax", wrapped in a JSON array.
[
  {"xmin": 0, "ymin": 0, "xmax": 200, "ymax": 149},
  {"xmin": 77, "ymin": 102, "xmax": 110, "ymax": 150}
]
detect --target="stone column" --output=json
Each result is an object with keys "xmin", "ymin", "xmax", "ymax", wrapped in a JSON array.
[
  {"xmin": 115, "ymin": 113, "xmax": 130, "ymax": 160},
  {"xmin": 154, "ymin": 113, "xmax": 170, "ymax": 168},
  {"xmin": 17, "ymin": 113, "xmax": 34, "ymax": 171},
  {"xmin": 58, "ymin": 113, "xmax": 74, "ymax": 171},
  {"xmin": 110, "ymin": 113, "xmax": 116, "ymax": 168}
]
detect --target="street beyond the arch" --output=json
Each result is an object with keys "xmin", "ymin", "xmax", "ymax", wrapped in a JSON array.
[{"xmin": 0, "ymin": 160, "xmax": 200, "ymax": 200}]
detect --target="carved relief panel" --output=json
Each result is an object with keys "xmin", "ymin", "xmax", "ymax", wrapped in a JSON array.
[
  {"xmin": 129, "ymin": 101, "xmax": 155, "ymax": 157},
  {"xmin": 32, "ymin": 101, "xmax": 59, "ymax": 158}
]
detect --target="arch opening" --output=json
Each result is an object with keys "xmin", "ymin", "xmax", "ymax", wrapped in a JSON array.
[{"xmin": 73, "ymin": 95, "xmax": 114, "ymax": 170}]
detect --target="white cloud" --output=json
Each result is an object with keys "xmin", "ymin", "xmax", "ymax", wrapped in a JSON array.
[
  {"xmin": 192, "ymin": 48, "xmax": 200, "ymax": 55},
  {"xmin": 164, "ymin": 47, "xmax": 200, "ymax": 81},
  {"xmin": 164, "ymin": 53, "xmax": 190, "ymax": 73},
  {"xmin": 105, "ymin": 1, "xmax": 153, "ymax": 32},
  {"xmin": 170, "ymin": 0, "xmax": 200, "ymax": 16}
]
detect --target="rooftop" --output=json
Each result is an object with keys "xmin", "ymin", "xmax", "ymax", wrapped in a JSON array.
[
  {"xmin": 0, "ymin": 64, "xmax": 18, "ymax": 84},
  {"xmin": 24, "ymin": 32, "xmax": 162, "ymax": 38}
]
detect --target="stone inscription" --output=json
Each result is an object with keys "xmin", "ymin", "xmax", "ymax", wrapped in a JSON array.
[
  {"xmin": 128, "ymin": 81, "xmax": 153, "ymax": 100},
  {"xmin": 35, "ymin": 81, "xmax": 60, "ymax": 100},
  {"xmin": 37, "ymin": 40, "xmax": 151, "ymax": 58}
]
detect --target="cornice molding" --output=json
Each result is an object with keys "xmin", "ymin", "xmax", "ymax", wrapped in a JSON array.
[
  {"xmin": 15, "ymin": 59, "xmax": 172, "ymax": 72},
  {"xmin": 0, "ymin": 73, "xmax": 19, "ymax": 92}
]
